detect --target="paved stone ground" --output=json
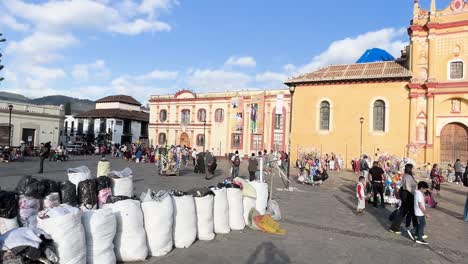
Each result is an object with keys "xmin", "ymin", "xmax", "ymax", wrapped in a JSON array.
[{"xmin": 1, "ymin": 156, "xmax": 467, "ymax": 264}]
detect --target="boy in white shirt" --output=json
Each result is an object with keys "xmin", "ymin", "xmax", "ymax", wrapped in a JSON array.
[{"xmin": 414, "ymin": 181, "xmax": 430, "ymax": 245}]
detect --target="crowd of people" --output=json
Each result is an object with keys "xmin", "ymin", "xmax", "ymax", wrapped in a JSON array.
[
  {"xmin": 355, "ymin": 154, "xmax": 468, "ymax": 245},
  {"xmin": 295, "ymin": 152, "xmax": 341, "ymax": 184}
]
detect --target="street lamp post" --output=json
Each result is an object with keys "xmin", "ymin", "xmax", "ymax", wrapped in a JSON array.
[
  {"xmin": 287, "ymin": 85, "xmax": 296, "ymax": 189},
  {"xmin": 360, "ymin": 117, "xmax": 364, "ymax": 157},
  {"xmin": 203, "ymin": 120, "xmax": 207, "ymax": 152},
  {"xmin": 8, "ymin": 104, "xmax": 13, "ymax": 147}
]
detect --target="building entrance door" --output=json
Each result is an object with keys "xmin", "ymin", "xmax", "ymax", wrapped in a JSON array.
[
  {"xmin": 440, "ymin": 123, "xmax": 468, "ymax": 164},
  {"xmin": 180, "ymin": 132, "xmax": 190, "ymax": 147},
  {"xmin": 22, "ymin": 129, "xmax": 35, "ymax": 146},
  {"xmin": 0, "ymin": 125, "xmax": 9, "ymax": 146}
]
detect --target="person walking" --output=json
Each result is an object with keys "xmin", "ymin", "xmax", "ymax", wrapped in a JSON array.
[
  {"xmin": 370, "ymin": 161, "xmax": 385, "ymax": 208},
  {"xmin": 192, "ymin": 149, "xmax": 197, "ymax": 166},
  {"xmin": 38, "ymin": 142, "xmax": 51, "ymax": 174},
  {"xmin": 414, "ymin": 181, "xmax": 430, "ymax": 244},
  {"xmin": 454, "ymin": 159, "xmax": 464, "ymax": 185},
  {"xmin": 231, "ymin": 150, "xmax": 241, "ymax": 178},
  {"xmin": 389, "ymin": 163, "xmax": 417, "ymax": 236},
  {"xmin": 248, "ymin": 153, "xmax": 258, "ymax": 181},
  {"xmin": 205, "ymin": 149, "xmax": 215, "ymax": 179},
  {"xmin": 19, "ymin": 141, "xmax": 26, "ymax": 162}
]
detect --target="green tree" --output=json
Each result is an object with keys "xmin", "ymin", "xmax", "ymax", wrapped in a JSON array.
[{"xmin": 65, "ymin": 101, "xmax": 72, "ymax": 115}]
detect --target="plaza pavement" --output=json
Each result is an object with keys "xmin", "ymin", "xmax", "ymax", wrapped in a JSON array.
[{"xmin": 0, "ymin": 156, "xmax": 467, "ymax": 264}]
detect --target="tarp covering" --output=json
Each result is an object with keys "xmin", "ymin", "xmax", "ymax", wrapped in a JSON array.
[{"xmin": 356, "ymin": 48, "xmax": 395, "ymax": 63}]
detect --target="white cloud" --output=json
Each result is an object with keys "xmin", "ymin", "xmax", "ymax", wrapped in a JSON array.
[
  {"xmin": 6, "ymin": 32, "xmax": 78, "ymax": 64},
  {"xmin": 256, "ymin": 72, "xmax": 288, "ymax": 83},
  {"xmin": 187, "ymin": 69, "xmax": 252, "ymax": 91},
  {"xmin": 225, "ymin": 56, "xmax": 257, "ymax": 68},
  {"xmin": 72, "ymin": 60, "xmax": 111, "ymax": 81},
  {"xmin": 296, "ymin": 28, "xmax": 407, "ymax": 74},
  {"xmin": 0, "ymin": 15, "xmax": 30, "ymax": 32},
  {"xmin": 21, "ymin": 65, "xmax": 66, "ymax": 81},
  {"xmin": 2, "ymin": 0, "xmax": 177, "ymax": 35},
  {"xmin": 138, "ymin": 70, "xmax": 178, "ymax": 80}
]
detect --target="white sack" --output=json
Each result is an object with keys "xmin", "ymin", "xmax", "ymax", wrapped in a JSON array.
[
  {"xmin": 0, "ymin": 217, "xmax": 19, "ymax": 235},
  {"xmin": 82, "ymin": 209, "xmax": 116, "ymax": 264},
  {"xmin": 227, "ymin": 188, "xmax": 245, "ymax": 230},
  {"xmin": 195, "ymin": 195, "xmax": 215, "ymax": 241},
  {"xmin": 212, "ymin": 188, "xmax": 230, "ymax": 234},
  {"xmin": 111, "ymin": 177, "xmax": 134, "ymax": 197},
  {"xmin": 67, "ymin": 166, "xmax": 92, "ymax": 190},
  {"xmin": 36, "ymin": 210, "xmax": 86, "ymax": 264},
  {"xmin": 42, "ymin": 192, "xmax": 61, "ymax": 209},
  {"xmin": 172, "ymin": 195, "xmax": 197, "ymax": 248},
  {"xmin": 104, "ymin": 200, "xmax": 147, "ymax": 262},
  {"xmin": 141, "ymin": 195, "xmax": 174, "ymax": 256},
  {"xmin": 250, "ymin": 182, "xmax": 269, "ymax": 215},
  {"xmin": 243, "ymin": 197, "xmax": 256, "ymax": 225}
]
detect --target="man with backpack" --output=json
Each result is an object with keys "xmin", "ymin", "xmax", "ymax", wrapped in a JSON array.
[{"xmin": 231, "ymin": 150, "xmax": 241, "ymax": 178}]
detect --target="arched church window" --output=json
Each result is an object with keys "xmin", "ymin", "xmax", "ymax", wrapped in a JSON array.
[{"xmin": 373, "ymin": 100, "xmax": 385, "ymax": 132}]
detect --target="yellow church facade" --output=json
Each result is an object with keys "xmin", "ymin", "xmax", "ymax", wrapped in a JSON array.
[{"xmin": 286, "ymin": 0, "xmax": 468, "ymax": 167}]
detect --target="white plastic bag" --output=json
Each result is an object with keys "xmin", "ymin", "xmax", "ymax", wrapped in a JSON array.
[
  {"xmin": 104, "ymin": 199, "xmax": 147, "ymax": 262},
  {"xmin": 18, "ymin": 195, "xmax": 40, "ymax": 228},
  {"xmin": 111, "ymin": 176, "xmax": 133, "ymax": 197},
  {"xmin": 82, "ymin": 209, "xmax": 116, "ymax": 264},
  {"xmin": 195, "ymin": 195, "xmax": 215, "ymax": 241},
  {"xmin": 172, "ymin": 194, "xmax": 197, "ymax": 248},
  {"xmin": 42, "ymin": 192, "xmax": 61, "ymax": 209},
  {"xmin": 250, "ymin": 182, "xmax": 269, "ymax": 215},
  {"xmin": 67, "ymin": 166, "xmax": 92, "ymax": 190},
  {"xmin": 36, "ymin": 209, "xmax": 86, "ymax": 264},
  {"xmin": 141, "ymin": 192, "xmax": 174, "ymax": 256},
  {"xmin": 212, "ymin": 188, "xmax": 230, "ymax": 234},
  {"xmin": 227, "ymin": 188, "xmax": 245, "ymax": 230},
  {"xmin": 0, "ymin": 217, "xmax": 18, "ymax": 235},
  {"xmin": 243, "ymin": 197, "xmax": 256, "ymax": 225},
  {"xmin": 266, "ymin": 199, "xmax": 282, "ymax": 221}
]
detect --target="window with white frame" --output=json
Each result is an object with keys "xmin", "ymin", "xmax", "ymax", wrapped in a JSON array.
[
  {"xmin": 158, "ymin": 133, "xmax": 166, "ymax": 145},
  {"xmin": 232, "ymin": 134, "xmax": 242, "ymax": 149},
  {"xmin": 274, "ymin": 114, "xmax": 283, "ymax": 130},
  {"xmin": 159, "ymin": 110, "xmax": 167, "ymax": 122},
  {"xmin": 215, "ymin": 109, "xmax": 224, "ymax": 123},
  {"xmin": 181, "ymin": 110, "xmax": 190, "ymax": 125},
  {"xmin": 373, "ymin": 100, "xmax": 386, "ymax": 132},
  {"xmin": 273, "ymin": 133, "xmax": 283, "ymax": 151},
  {"xmin": 197, "ymin": 109, "xmax": 206, "ymax": 122},
  {"xmin": 251, "ymin": 134, "xmax": 262, "ymax": 150},
  {"xmin": 450, "ymin": 61, "xmax": 464, "ymax": 79}
]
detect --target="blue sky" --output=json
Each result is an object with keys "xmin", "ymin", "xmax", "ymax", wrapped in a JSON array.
[{"xmin": 0, "ymin": 0, "xmax": 455, "ymax": 102}]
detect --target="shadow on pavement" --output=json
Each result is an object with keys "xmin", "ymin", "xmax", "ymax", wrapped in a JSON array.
[{"xmin": 246, "ymin": 242, "xmax": 291, "ymax": 264}]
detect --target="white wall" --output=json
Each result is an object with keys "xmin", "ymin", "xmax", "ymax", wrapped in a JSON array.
[
  {"xmin": 131, "ymin": 121, "xmax": 142, "ymax": 143},
  {"xmin": 96, "ymin": 102, "xmax": 140, "ymax": 111}
]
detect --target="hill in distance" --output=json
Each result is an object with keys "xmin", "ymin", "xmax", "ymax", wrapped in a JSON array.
[{"xmin": 0, "ymin": 92, "xmax": 95, "ymax": 114}]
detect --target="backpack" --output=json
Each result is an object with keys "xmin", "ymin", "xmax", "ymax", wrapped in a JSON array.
[{"xmin": 233, "ymin": 156, "xmax": 241, "ymax": 167}]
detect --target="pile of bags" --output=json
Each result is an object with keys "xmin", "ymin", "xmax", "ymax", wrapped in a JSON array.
[{"xmin": 1, "ymin": 162, "xmax": 285, "ymax": 263}]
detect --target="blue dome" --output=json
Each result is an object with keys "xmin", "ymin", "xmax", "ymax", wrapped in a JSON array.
[{"xmin": 356, "ymin": 48, "xmax": 395, "ymax": 63}]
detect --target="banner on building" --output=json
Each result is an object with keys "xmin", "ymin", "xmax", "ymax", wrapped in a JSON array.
[
  {"xmin": 250, "ymin": 95, "xmax": 265, "ymax": 134},
  {"xmin": 231, "ymin": 97, "xmax": 244, "ymax": 134},
  {"xmin": 276, "ymin": 94, "xmax": 284, "ymax": 114}
]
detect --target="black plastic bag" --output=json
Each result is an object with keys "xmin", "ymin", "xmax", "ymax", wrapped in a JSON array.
[
  {"xmin": 41, "ymin": 179, "xmax": 59, "ymax": 197},
  {"xmin": 96, "ymin": 176, "xmax": 112, "ymax": 192},
  {"xmin": 186, "ymin": 187, "xmax": 214, "ymax": 197},
  {"xmin": 60, "ymin": 181, "xmax": 78, "ymax": 206},
  {"xmin": 78, "ymin": 179, "xmax": 97, "ymax": 209},
  {"xmin": 106, "ymin": 195, "xmax": 133, "ymax": 203},
  {"xmin": 170, "ymin": 190, "xmax": 188, "ymax": 197},
  {"xmin": 0, "ymin": 191, "xmax": 19, "ymax": 218},
  {"xmin": 321, "ymin": 171, "xmax": 329, "ymax": 181},
  {"xmin": 16, "ymin": 176, "xmax": 45, "ymax": 199}
]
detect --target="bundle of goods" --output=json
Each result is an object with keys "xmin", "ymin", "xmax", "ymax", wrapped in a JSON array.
[
  {"xmin": 172, "ymin": 191, "xmax": 197, "ymax": 248},
  {"xmin": 109, "ymin": 168, "xmax": 134, "ymax": 198},
  {"xmin": 103, "ymin": 199, "xmax": 148, "ymax": 262},
  {"xmin": 41, "ymin": 179, "xmax": 61, "ymax": 209},
  {"xmin": 60, "ymin": 181, "xmax": 78, "ymax": 206},
  {"xmin": 0, "ymin": 227, "xmax": 59, "ymax": 263},
  {"xmin": 226, "ymin": 184, "xmax": 245, "ymax": 231},
  {"xmin": 37, "ymin": 205, "xmax": 86, "ymax": 264},
  {"xmin": 67, "ymin": 166, "xmax": 92, "ymax": 190},
  {"xmin": 189, "ymin": 188, "xmax": 215, "ymax": 241},
  {"xmin": 78, "ymin": 179, "xmax": 97, "ymax": 210},
  {"xmin": 140, "ymin": 190, "xmax": 174, "ymax": 256},
  {"xmin": 0, "ymin": 191, "xmax": 19, "ymax": 234},
  {"xmin": 211, "ymin": 187, "xmax": 230, "ymax": 234},
  {"xmin": 82, "ymin": 208, "xmax": 117, "ymax": 264},
  {"xmin": 97, "ymin": 158, "xmax": 111, "ymax": 177},
  {"xmin": 96, "ymin": 176, "xmax": 112, "ymax": 208}
]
